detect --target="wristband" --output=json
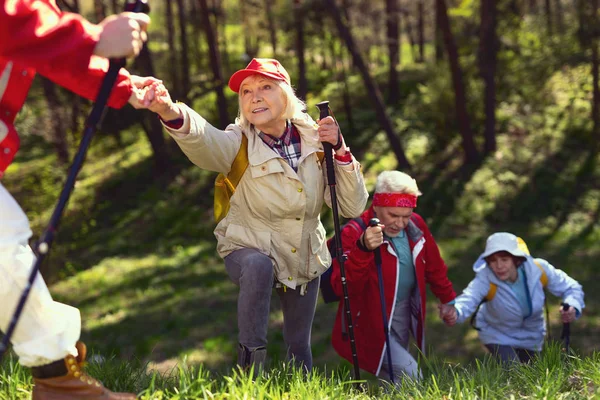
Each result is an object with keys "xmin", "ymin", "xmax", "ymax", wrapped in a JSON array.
[{"xmin": 333, "ymin": 130, "xmax": 343, "ymax": 151}]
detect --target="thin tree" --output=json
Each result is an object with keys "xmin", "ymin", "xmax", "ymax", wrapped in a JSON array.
[
  {"xmin": 93, "ymin": 0, "xmax": 106, "ymax": 21},
  {"xmin": 41, "ymin": 78, "xmax": 70, "ymax": 165},
  {"xmin": 592, "ymin": 0, "xmax": 599, "ymax": 139},
  {"xmin": 402, "ymin": 8, "xmax": 419, "ymax": 63},
  {"xmin": 133, "ymin": 43, "xmax": 170, "ymax": 171},
  {"xmin": 529, "ymin": 0, "xmax": 538, "ymax": 13},
  {"xmin": 265, "ymin": 0, "xmax": 278, "ymax": 58},
  {"xmin": 323, "ymin": 0, "xmax": 411, "ymax": 169},
  {"xmin": 386, "ymin": 0, "xmax": 400, "ymax": 104},
  {"xmin": 198, "ymin": 0, "xmax": 229, "ymax": 129},
  {"xmin": 554, "ymin": 0, "xmax": 564, "ymax": 34},
  {"xmin": 436, "ymin": 0, "xmax": 479, "ymax": 163},
  {"xmin": 544, "ymin": 0, "xmax": 552, "ymax": 35},
  {"xmin": 176, "ymin": 0, "xmax": 191, "ymax": 102},
  {"xmin": 479, "ymin": 0, "xmax": 498, "ymax": 154},
  {"xmin": 165, "ymin": 0, "xmax": 181, "ymax": 99},
  {"xmin": 418, "ymin": 1, "xmax": 425, "ymax": 62},
  {"xmin": 294, "ymin": 0, "xmax": 308, "ymax": 101},
  {"xmin": 435, "ymin": 0, "xmax": 444, "ymax": 62}
]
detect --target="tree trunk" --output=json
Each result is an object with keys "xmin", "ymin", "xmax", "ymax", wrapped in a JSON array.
[
  {"xmin": 479, "ymin": 0, "xmax": 498, "ymax": 154},
  {"xmin": 339, "ymin": 49, "xmax": 356, "ymax": 141},
  {"xmin": 294, "ymin": 0, "xmax": 308, "ymax": 101},
  {"xmin": 437, "ymin": 0, "xmax": 479, "ymax": 163},
  {"xmin": 593, "ymin": 0, "xmax": 599, "ymax": 139},
  {"xmin": 41, "ymin": 78, "xmax": 70, "ymax": 165},
  {"xmin": 93, "ymin": 0, "xmax": 106, "ymax": 21},
  {"xmin": 165, "ymin": 0, "xmax": 180, "ymax": 98},
  {"xmin": 265, "ymin": 0, "xmax": 278, "ymax": 57},
  {"xmin": 133, "ymin": 44, "xmax": 170, "ymax": 171},
  {"xmin": 529, "ymin": 0, "xmax": 538, "ymax": 13},
  {"xmin": 198, "ymin": 0, "xmax": 229, "ymax": 129},
  {"xmin": 403, "ymin": 10, "xmax": 418, "ymax": 63},
  {"xmin": 240, "ymin": 0, "xmax": 259, "ymax": 59},
  {"xmin": 435, "ymin": 0, "xmax": 444, "ymax": 62},
  {"xmin": 544, "ymin": 0, "xmax": 553, "ymax": 35},
  {"xmin": 324, "ymin": 0, "xmax": 411, "ymax": 170},
  {"xmin": 386, "ymin": 0, "xmax": 400, "ymax": 104},
  {"xmin": 418, "ymin": 1, "xmax": 425, "ymax": 62},
  {"xmin": 214, "ymin": 1, "xmax": 230, "ymax": 73},
  {"xmin": 555, "ymin": 0, "xmax": 564, "ymax": 35},
  {"xmin": 176, "ymin": 0, "xmax": 191, "ymax": 103}
]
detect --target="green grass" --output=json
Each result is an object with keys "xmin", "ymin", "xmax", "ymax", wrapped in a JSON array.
[
  {"xmin": 2, "ymin": 44, "xmax": 600, "ymax": 398},
  {"xmin": 2, "ymin": 344, "xmax": 599, "ymax": 399}
]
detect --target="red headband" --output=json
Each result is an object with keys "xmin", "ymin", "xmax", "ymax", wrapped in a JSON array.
[{"xmin": 372, "ymin": 192, "xmax": 418, "ymax": 208}]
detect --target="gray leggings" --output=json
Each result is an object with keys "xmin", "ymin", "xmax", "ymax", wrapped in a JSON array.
[{"xmin": 224, "ymin": 248, "xmax": 319, "ymax": 371}]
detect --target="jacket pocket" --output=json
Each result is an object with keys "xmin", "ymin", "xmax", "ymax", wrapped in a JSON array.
[{"xmin": 225, "ymin": 223, "xmax": 271, "ymax": 255}]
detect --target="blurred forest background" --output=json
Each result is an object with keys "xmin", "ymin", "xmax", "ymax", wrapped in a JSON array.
[{"xmin": 4, "ymin": 0, "xmax": 600, "ymax": 378}]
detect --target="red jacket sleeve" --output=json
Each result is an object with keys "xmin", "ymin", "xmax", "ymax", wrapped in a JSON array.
[
  {"xmin": 1, "ymin": 0, "xmax": 132, "ymax": 109},
  {"xmin": 414, "ymin": 214, "xmax": 457, "ymax": 303},
  {"xmin": 331, "ymin": 218, "xmax": 374, "ymax": 297}
]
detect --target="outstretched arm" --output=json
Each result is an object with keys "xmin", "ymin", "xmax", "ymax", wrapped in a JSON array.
[{"xmin": 1, "ymin": 1, "xmax": 151, "ymax": 108}]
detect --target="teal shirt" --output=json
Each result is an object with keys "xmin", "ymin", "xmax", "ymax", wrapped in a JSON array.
[
  {"xmin": 388, "ymin": 230, "xmax": 416, "ymax": 303},
  {"xmin": 507, "ymin": 267, "xmax": 531, "ymax": 318}
]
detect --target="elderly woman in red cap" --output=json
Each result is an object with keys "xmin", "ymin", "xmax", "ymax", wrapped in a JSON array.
[
  {"xmin": 330, "ymin": 170, "xmax": 456, "ymax": 382},
  {"xmin": 141, "ymin": 58, "xmax": 368, "ymax": 373}
]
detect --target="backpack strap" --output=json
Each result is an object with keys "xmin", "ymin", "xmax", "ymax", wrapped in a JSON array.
[
  {"xmin": 485, "ymin": 283, "xmax": 497, "ymax": 301},
  {"xmin": 532, "ymin": 259, "xmax": 548, "ymax": 288},
  {"xmin": 316, "ymin": 151, "xmax": 325, "ymax": 163},
  {"xmin": 213, "ymin": 134, "xmax": 249, "ymax": 223},
  {"xmin": 226, "ymin": 134, "xmax": 249, "ymax": 190},
  {"xmin": 532, "ymin": 258, "xmax": 550, "ymax": 339}
]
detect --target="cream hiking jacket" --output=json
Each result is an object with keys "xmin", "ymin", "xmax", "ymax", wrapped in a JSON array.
[{"xmin": 164, "ymin": 104, "xmax": 369, "ymax": 291}]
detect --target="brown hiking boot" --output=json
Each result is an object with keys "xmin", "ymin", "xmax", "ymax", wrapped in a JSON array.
[{"xmin": 31, "ymin": 341, "xmax": 136, "ymax": 400}]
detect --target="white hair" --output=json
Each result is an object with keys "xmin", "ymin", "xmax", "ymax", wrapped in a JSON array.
[
  {"xmin": 375, "ymin": 170, "xmax": 422, "ymax": 196},
  {"xmin": 235, "ymin": 77, "xmax": 306, "ymax": 134}
]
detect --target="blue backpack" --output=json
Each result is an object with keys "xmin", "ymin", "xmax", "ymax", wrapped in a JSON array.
[{"xmin": 319, "ymin": 217, "xmax": 367, "ymax": 303}]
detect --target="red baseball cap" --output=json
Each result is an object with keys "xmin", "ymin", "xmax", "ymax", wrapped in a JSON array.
[{"xmin": 228, "ymin": 58, "xmax": 291, "ymax": 93}]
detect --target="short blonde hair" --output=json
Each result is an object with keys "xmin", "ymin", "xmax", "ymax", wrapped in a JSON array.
[
  {"xmin": 235, "ymin": 77, "xmax": 306, "ymax": 134},
  {"xmin": 375, "ymin": 171, "xmax": 422, "ymax": 196}
]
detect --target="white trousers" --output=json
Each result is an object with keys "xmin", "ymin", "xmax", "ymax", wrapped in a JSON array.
[{"xmin": 0, "ymin": 183, "xmax": 79, "ymax": 367}]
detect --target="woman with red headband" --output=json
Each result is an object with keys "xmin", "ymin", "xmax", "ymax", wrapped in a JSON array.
[{"xmin": 330, "ymin": 170, "xmax": 456, "ymax": 382}]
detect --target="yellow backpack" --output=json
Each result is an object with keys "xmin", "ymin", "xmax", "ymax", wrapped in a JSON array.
[
  {"xmin": 213, "ymin": 134, "xmax": 249, "ymax": 223},
  {"xmin": 212, "ymin": 133, "xmax": 326, "ymax": 223}
]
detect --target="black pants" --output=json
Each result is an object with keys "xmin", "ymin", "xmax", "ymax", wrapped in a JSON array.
[{"xmin": 485, "ymin": 343, "xmax": 538, "ymax": 364}]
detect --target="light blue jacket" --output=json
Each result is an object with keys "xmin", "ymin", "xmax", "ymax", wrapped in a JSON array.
[{"xmin": 455, "ymin": 256, "xmax": 584, "ymax": 351}]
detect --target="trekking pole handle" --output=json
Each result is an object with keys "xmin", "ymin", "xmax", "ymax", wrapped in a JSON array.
[
  {"xmin": 369, "ymin": 218, "xmax": 382, "ymax": 264},
  {"xmin": 316, "ymin": 101, "xmax": 336, "ymax": 185},
  {"xmin": 560, "ymin": 302, "xmax": 571, "ymax": 340}
]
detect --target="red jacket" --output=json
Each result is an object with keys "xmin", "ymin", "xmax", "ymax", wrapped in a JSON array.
[
  {"xmin": 0, "ymin": 0, "xmax": 133, "ymax": 177},
  {"xmin": 331, "ymin": 207, "xmax": 456, "ymax": 375}
]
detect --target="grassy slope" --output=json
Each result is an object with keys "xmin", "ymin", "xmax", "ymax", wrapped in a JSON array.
[{"xmin": 2, "ymin": 64, "xmax": 599, "ymax": 387}]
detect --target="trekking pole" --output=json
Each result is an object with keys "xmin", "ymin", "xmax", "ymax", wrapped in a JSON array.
[
  {"xmin": 560, "ymin": 302, "xmax": 571, "ymax": 353},
  {"xmin": 316, "ymin": 101, "xmax": 361, "ymax": 383},
  {"xmin": 369, "ymin": 218, "xmax": 395, "ymax": 384},
  {"xmin": 0, "ymin": 0, "xmax": 150, "ymax": 361}
]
